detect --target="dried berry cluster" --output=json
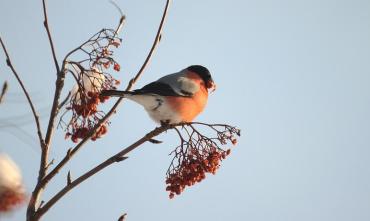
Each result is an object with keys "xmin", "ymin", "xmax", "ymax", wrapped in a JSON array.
[
  {"xmin": 166, "ymin": 147, "xmax": 231, "ymax": 199},
  {"xmin": 63, "ymin": 29, "xmax": 122, "ymax": 143},
  {"xmin": 165, "ymin": 124, "xmax": 240, "ymax": 198},
  {"xmin": 0, "ymin": 187, "xmax": 25, "ymax": 212}
]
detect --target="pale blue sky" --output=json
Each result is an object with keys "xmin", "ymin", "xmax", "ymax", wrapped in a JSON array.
[{"xmin": 1, "ymin": 0, "xmax": 370, "ymax": 220}]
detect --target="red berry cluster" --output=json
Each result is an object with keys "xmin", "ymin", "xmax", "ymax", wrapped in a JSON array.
[
  {"xmin": 66, "ymin": 92, "xmax": 111, "ymax": 143},
  {"xmin": 103, "ymin": 61, "xmax": 121, "ymax": 71},
  {"xmin": 91, "ymin": 124, "xmax": 108, "ymax": 141},
  {"xmin": 166, "ymin": 148, "xmax": 231, "ymax": 199},
  {"xmin": 165, "ymin": 124, "xmax": 240, "ymax": 199},
  {"xmin": 102, "ymin": 60, "xmax": 120, "ymax": 72},
  {"xmin": 67, "ymin": 124, "xmax": 108, "ymax": 143},
  {"xmin": 0, "ymin": 188, "xmax": 25, "ymax": 213},
  {"xmin": 63, "ymin": 29, "xmax": 123, "ymax": 143},
  {"xmin": 71, "ymin": 92, "xmax": 104, "ymax": 118}
]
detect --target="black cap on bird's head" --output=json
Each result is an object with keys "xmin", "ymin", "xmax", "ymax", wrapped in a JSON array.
[{"xmin": 187, "ymin": 65, "xmax": 216, "ymax": 92}]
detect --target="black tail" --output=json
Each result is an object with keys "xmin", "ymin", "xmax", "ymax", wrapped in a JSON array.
[{"xmin": 100, "ymin": 90, "xmax": 133, "ymax": 97}]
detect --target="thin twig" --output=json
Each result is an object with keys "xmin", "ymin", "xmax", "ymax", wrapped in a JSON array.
[
  {"xmin": 57, "ymin": 91, "xmax": 71, "ymax": 110},
  {"xmin": 0, "ymin": 37, "xmax": 45, "ymax": 147},
  {"xmin": 109, "ymin": 0, "xmax": 125, "ymax": 35},
  {"xmin": 0, "ymin": 81, "xmax": 8, "ymax": 104},
  {"xmin": 42, "ymin": 0, "xmax": 60, "ymax": 73}
]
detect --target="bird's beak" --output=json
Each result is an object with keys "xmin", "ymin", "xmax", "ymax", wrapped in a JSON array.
[{"xmin": 206, "ymin": 80, "xmax": 216, "ymax": 93}]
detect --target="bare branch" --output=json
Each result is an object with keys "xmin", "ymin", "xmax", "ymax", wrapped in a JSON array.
[
  {"xmin": 37, "ymin": 123, "xmax": 176, "ymax": 217},
  {"xmin": 42, "ymin": 0, "xmax": 60, "ymax": 73},
  {"xmin": 109, "ymin": 1, "xmax": 126, "ymax": 35},
  {"xmin": 57, "ymin": 91, "xmax": 71, "ymax": 110},
  {"xmin": 1, "ymin": 35, "xmax": 48, "ymax": 220},
  {"xmin": 33, "ymin": 0, "xmax": 74, "ymax": 207},
  {"xmin": 37, "ymin": 121, "xmax": 240, "ymax": 215},
  {"xmin": 0, "ymin": 37, "xmax": 45, "ymax": 147},
  {"xmin": 39, "ymin": 0, "xmax": 172, "ymax": 193}
]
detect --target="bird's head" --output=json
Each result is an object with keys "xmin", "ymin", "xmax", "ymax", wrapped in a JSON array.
[{"xmin": 187, "ymin": 65, "xmax": 216, "ymax": 92}]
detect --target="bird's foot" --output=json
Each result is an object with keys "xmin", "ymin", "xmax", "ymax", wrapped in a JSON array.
[{"xmin": 160, "ymin": 120, "xmax": 171, "ymax": 127}]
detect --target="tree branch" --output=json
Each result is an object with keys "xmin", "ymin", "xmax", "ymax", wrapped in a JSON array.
[
  {"xmin": 42, "ymin": 0, "xmax": 60, "ymax": 73},
  {"xmin": 39, "ymin": 0, "xmax": 171, "ymax": 192},
  {"xmin": 0, "ymin": 37, "xmax": 45, "ymax": 148},
  {"xmin": 37, "ymin": 123, "xmax": 177, "ymax": 217},
  {"xmin": 37, "ymin": 121, "xmax": 240, "ymax": 215},
  {"xmin": 27, "ymin": 1, "xmax": 72, "ymax": 218}
]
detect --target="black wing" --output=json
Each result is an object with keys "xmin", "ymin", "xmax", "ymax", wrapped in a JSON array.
[{"xmin": 132, "ymin": 81, "xmax": 189, "ymax": 97}]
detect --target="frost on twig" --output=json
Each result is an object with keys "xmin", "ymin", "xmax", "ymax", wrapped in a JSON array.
[
  {"xmin": 166, "ymin": 123, "xmax": 240, "ymax": 198},
  {"xmin": 60, "ymin": 29, "xmax": 123, "ymax": 143}
]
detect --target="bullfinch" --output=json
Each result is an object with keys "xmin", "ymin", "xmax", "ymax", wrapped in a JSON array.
[{"xmin": 101, "ymin": 65, "xmax": 216, "ymax": 124}]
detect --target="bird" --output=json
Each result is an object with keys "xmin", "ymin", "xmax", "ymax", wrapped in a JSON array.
[{"xmin": 101, "ymin": 65, "xmax": 216, "ymax": 125}]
